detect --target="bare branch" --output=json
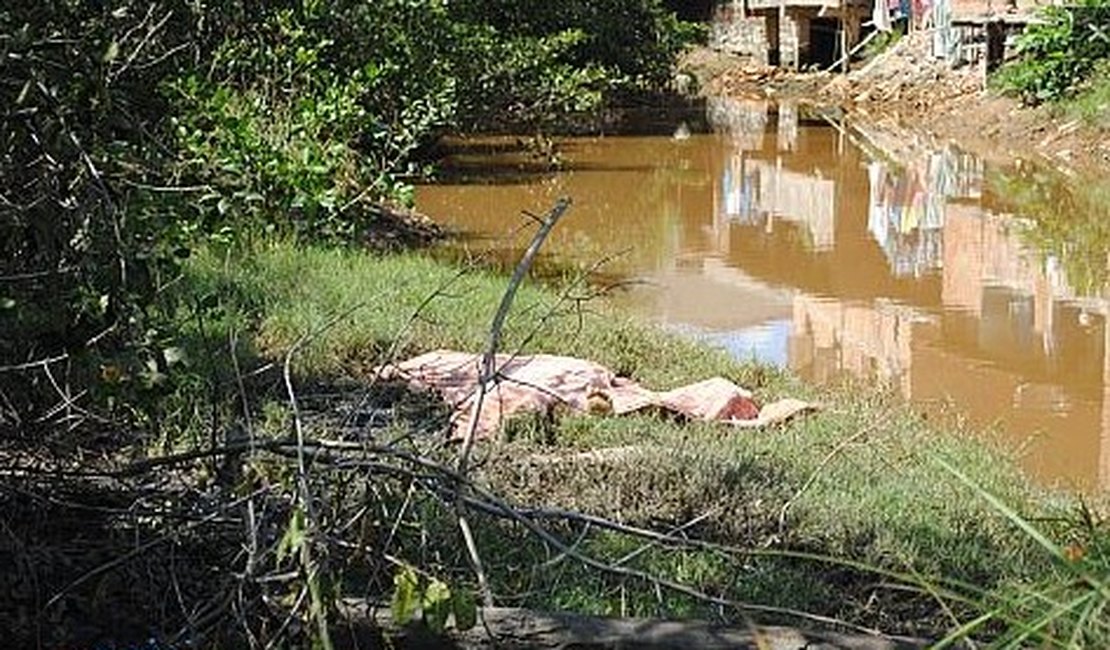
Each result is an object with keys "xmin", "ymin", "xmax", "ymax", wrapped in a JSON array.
[
  {"xmin": 457, "ymin": 197, "xmax": 572, "ymax": 472},
  {"xmin": 0, "ymin": 353, "xmax": 68, "ymax": 373},
  {"xmin": 451, "ymin": 197, "xmax": 571, "ymax": 610}
]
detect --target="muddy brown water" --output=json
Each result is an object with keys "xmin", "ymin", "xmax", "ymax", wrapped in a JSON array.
[{"xmin": 415, "ymin": 98, "xmax": 1110, "ymax": 493}]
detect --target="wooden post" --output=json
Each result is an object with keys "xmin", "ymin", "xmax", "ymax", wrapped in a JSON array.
[
  {"xmin": 795, "ymin": 13, "xmax": 811, "ymax": 69},
  {"xmin": 839, "ymin": 0, "xmax": 848, "ymax": 73},
  {"xmin": 766, "ymin": 11, "xmax": 781, "ymax": 65},
  {"xmin": 779, "ymin": 0, "xmax": 788, "ymax": 65},
  {"xmin": 985, "ymin": 19, "xmax": 1005, "ymax": 73}
]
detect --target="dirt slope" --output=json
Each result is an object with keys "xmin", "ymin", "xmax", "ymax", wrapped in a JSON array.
[{"xmin": 689, "ymin": 33, "xmax": 1110, "ymax": 175}]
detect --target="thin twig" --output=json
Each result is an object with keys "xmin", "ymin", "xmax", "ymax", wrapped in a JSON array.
[
  {"xmin": 42, "ymin": 487, "xmax": 270, "ymax": 612},
  {"xmin": 0, "ymin": 353, "xmax": 68, "ymax": 373},
  {"xmin": 456, "ymin": 196, "xmax": 573, "ymax": 472},
  {"xmin": 777, "ymin": 414, "xmax": 889, "ymax": 536},
  {"xmin": 281, "ymin": 302, "xmax": 369, "ymax": 650},
  {"xmin": 451, "ymin": 197, "xmax": 572, "ymax": 610},
  {"xmin": 343, "ymin": 443, "xmax": 937, "ymax": 639}
]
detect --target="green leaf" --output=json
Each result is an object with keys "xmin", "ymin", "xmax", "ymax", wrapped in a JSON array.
[
  {"xmin": 162, "ymin": 346, "xmax": 186, "ymax": 366},
  {"xmin": 935, "ymin": 458, "xmax": 1062, "ymax": 557},
  {"xmin": 276, "ymin": 507, "xmax": 306, "ymax": 566},
  {"xmin": 390, "ymin": 566, "xmax": 419, "ymax": 625},
  {"xmin": 452, "ymin": 589, "xmax": 478, "ymax": 631},
  {"xmin": 422, "ymin": 579, "xmax": 452, "ymax": 632}
]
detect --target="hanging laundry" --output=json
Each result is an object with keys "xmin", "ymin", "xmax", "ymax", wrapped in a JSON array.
[{"xmin": 873, "ymin": 0, "xmax": 893, "ymax": 32}]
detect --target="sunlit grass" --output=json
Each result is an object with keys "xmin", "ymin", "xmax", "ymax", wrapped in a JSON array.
[
  {"xmin": 1057, "ymin": 61, "xmax": 1110, "ymax": 131},
  {"xmin": 174, "ymin": 239, "xmax": 1110, "ymax": 641},
  {"xmin": 182, "ymin": 240, "xmax": 760, "ymax": 389}
]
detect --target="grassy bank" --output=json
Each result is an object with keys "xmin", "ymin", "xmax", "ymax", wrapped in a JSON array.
[
  {"xmin": 181, "ymin": 241, "xmax": 747, "ymax": 383},
  {"xmin": 174, "ymin": 240, "xmax": 1091, "ymax": 641},
  {"xmin": 1056, "ymin": 66, "xmax": 1110, "ymax": 131}
]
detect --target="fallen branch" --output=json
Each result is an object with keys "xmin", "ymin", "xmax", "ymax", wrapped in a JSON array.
[{"xmin": 335, "ymin": 603, "xmax": 929, "ymax": 650}]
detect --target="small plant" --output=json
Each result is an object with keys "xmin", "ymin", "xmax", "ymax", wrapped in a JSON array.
[
  {"xmin": 391, "ymin": 565, "xmax": 478, "ymax": 634},
  {"xmin": 934, "ymin": 459, "xmax": 1110, "ymax": 647},
  {"xmin": 861, "ymin": 28, "xmax": 903, "ymax": 61},
  {"xmin": 994, "ymin": 0, "xmax": 1110, "ymax": 104}
]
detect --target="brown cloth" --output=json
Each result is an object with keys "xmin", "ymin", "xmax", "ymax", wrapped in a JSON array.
[{"xmin": 375, "ymin": 350, "xmax": 815, "ymax": 440}]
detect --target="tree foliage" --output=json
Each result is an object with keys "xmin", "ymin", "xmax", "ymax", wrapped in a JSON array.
[
  {"xmin": 0, "ymin": 0, "xmax": 695, "ymax": 436},
  {"xmin": 996, "ymin": 0, "xmax": 1110, "ymax": 104},
  {"xmin": 1, "ymin": 1, "xmax": 200, "ymax": 431}
]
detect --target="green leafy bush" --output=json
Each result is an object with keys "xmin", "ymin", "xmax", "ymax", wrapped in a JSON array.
[
  {"xmin": 451, "ymin": 0, "xmax": 693, "ymax": 91},
  {"xmin": 450, "ymin": 24, "xmax": 612, "ymax": 128},
  {"xmin": 0, "ymin": 0, "xmax": 201, "ymax": 432},
  {"xmin": 995, "ymin": 0, "xmax": 1110, "ymax": 104},
  {"xmin": 169, "ymin": 0, "xmax": 458, "ymax": 241},
  {"xmin": 0, "ymin": 0, "xmax": 697, "ymax": 437},
  {"xmin": 169, "ymin": 0, "xmax": 698, "ymax": 239}
]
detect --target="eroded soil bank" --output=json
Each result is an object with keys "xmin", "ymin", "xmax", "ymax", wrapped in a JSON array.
[{"xmin": 685, "ymin": 32, "xmax": 1110, "ymax": 176}]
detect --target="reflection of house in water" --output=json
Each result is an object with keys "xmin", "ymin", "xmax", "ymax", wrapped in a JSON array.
[
  {"xmin": 713, "ymin": 98, "xmax": 846, "ymax": 252},
  {"xmin": 707, "ymin": 99, "xmax": 1110, "ymax": 489},
  {"xmin": 865, "ymin": 150, "xmax": 984, "ymax": 278},
  {"xmin": 787, "ymin": 285, "xmax": 1108, "ymax": 489},
  {"xmin": 790, "ymin": 296, "xmax": 918, "ymax": 397}
]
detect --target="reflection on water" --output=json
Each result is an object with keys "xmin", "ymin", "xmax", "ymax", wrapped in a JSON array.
[{"xmin": 414, "ymin": 98, "xmax": 1110, "ymax": 492}]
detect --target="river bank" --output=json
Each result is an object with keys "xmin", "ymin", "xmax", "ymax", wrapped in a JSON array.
[
  {"xmin": 10, "ymin": 37, "xmax": 1110, "ymax": 645},
  {"xmin": 6, "ymin": 232, "xmax": 1079, "ymax": 647},
  {"xmin": 686, "ymin": 32, "xmax": 1110, "ymax": 176},
  {"xmin": 16, "ymin": 3, "xmax": 1069, "ymax": 646},
  {"xmin": 190, "ymin": 241, "xmax": 1051, "ymax": 639}
]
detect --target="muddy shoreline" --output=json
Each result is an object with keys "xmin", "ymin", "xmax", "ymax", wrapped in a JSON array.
[{"xmin": 684, "ymin": 35, "xmax": 1110, "ymax": 178}]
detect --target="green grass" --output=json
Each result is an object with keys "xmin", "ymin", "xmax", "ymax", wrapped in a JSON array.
[
  {"xmin": 477, "ymin": 395, "xmax": 1049, "ymax": 633},
  {"xmin": 181, "ymin": 240, "xmax": 759, "ymax": 388},
  {"xmin": 175, "ymin": 239, "xmax": 1104, "ymax": 642},
  {"xmin": 1057, "ymin": 63, "xmax": 1110, "ymax": 131}
]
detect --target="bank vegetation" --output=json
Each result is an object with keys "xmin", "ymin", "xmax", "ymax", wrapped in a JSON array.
[{"xmin": 3, "ymin": 2, "xmax": 1110, "ymax": 649}]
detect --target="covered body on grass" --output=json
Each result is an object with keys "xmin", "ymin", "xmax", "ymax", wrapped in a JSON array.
[{"xmin": 376, "ymin": 349, "xmax": 815, "ymax": 439}]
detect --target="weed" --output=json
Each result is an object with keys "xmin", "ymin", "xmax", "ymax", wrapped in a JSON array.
[
  {"xmin": 1056, "ymin": 59, "xmax": 1110, "ymax": 130},
  {"xmin": 993, "ymin": 0, "xmax": 1110, "ymax": 104}
]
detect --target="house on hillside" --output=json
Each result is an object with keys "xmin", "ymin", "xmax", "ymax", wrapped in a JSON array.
[
  {"xmin": 706, "ymin": 0, "xmax": 1026, "ymax": 71},
  {"xmin": 710, "ymin": 0, "xmax": 875, "ymax": 69}
]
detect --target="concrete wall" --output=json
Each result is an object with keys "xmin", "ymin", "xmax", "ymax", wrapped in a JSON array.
[
  {"xmin": 709, "ymin": 1, "xmax": 800, "ymax": 66},
  {"xmin": 709, "ymin": 0, "xmax": 871, "ymax": 70}
]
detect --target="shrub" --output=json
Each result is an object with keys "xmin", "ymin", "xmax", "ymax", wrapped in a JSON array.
[
  {"xmin": 996, "ymin": 0, "xmax": 1110, "ymax": 104},
  {"xmin": 0, "ymin": 0, "xmax": 199, "ymax": 433},
  {"xmin": 451, "ymin": 0, "xmax": 693, "ymax": 90},
  {"xmin": 169, "ymin": 0, "xmax": 459, "ymax": 242},
  {"xmin": 0, "ymin": 0, "xmax": 698, "ymax": 437}
]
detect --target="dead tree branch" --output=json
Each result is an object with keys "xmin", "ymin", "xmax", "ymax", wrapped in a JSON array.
[{"xmin": 452, "ymin": 197, "xmax": 572, "ymax": 610}]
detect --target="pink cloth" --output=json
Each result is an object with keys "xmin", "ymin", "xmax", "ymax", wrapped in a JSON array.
[{"xmin": 375, "ymin": 350, "xmax": 814, "ymax": 440}]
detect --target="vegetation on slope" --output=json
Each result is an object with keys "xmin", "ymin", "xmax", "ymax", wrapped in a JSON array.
[
  {"xmin": 159, "ymin": 242, "xmax": 1067, "ymax": 644},
  {"xmin": 995, "ymin": 0, "xmax": 1110, "ymax": 106},
  {"xmin": 4, "ymin": 2, "xmax": 1110, "ymax": 648},
  {"xmin": 0, "ymin": 0, "xmax": 697, "ymax": 440}
]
